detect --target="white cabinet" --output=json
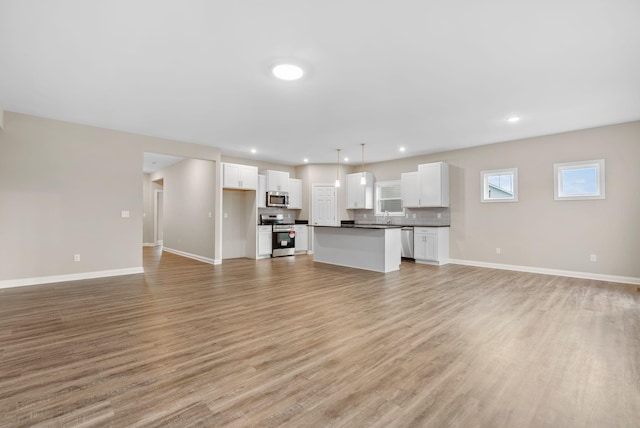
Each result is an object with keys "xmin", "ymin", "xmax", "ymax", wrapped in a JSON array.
[
  {"xmin": 258, "ymin": 226, "xmax": 272, "ymax": 257},
  {"xmin": 288, "ymin": 178, "xmax": 302, "ymax": 209},
  {"xmin": 413, "ymin": 227, "xmax": 449, "ymax": 265},
  {"xmin": 294, "ymin": 225, "xmax": 308, "ymax": 253},
  {"xmin": 265, "ymin": 170, "xmax": 290, "ymax": 192},
  {"xmin": 223, "ymin": 163, "xmax": 258, "ymax": 190},
  {"xmin": 418, "ymin": 162, "xmax": 449, "ymax": 207},
  {"xmin": 257, "ymin": 175, "xmax": 266, "ymax": 208},
  {"xmin": 346, "ymin": 172, "xmax": 374, "ymax": 209},
  {"xmin": 401, "ymin": 172, "xmax": 420, "ymax": 208},
  {"xmin": 401, "ymin": 162, "xmax": 449, "ymax": 207}
]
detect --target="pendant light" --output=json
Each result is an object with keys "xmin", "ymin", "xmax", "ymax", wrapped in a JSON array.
[
  {"xmin": 360, "ymin": 143, "xmax": 366, "ymax": 185},
  {"xmin": 335, "ymin": 149, "xmax": 341, "ymax": 188}
]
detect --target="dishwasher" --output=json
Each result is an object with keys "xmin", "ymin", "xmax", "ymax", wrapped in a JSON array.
[{"xmin": 401, "ymin": 227, "xmax": 414, "ymax": 259}]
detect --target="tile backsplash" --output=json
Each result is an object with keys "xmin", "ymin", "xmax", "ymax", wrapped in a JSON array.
[
  {"xmin": 258, "ymin": 207, "xmax": 299, "ymax": 223},
  {"xmin": 353, "ymin": 207, "xmax": 450, "ymax": 226}
]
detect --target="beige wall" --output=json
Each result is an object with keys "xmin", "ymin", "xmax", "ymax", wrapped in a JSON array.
[
  {"xmin": 295, "ymin": 164, "xmax": 352, "ymax": 223},
  {"xmin": 2, "ymin": 111, "xmax": 637, "ymax": 282},
  {"xmin": 151, "ymin": 159, "xmax": 216, "ymax": 260},
  {"xmin": 0, "ymin": 112, "xmax": 220, "ymax": 282},
  {"xmin": 364, "ymin": 121, "xmax": 640, "ymax": 278}
]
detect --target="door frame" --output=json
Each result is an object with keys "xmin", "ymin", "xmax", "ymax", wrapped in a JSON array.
[{"xmin": 153, "ymin": 189, "xmax": 164, "ymax": 245}]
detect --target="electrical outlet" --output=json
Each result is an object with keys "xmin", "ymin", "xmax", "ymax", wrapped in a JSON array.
[
  {"xmin": 363, "ymin": 214, "xmax": 367, "ymax": 219},
  {"xmin": 590, "ymin": 254, "xmax": 597, "ymax": 262},
  {"xmin": 496, "ymin": 248, "xmax": 501, "ymax": 255},
  {"xmin": 437, "ymin": 213, "xmax": 442, "ymax": 219},
  {"xmin": 121, "ymin": 210, "xmax": 130, "ymax": 218},
  {"xmin": 412, "ymin": 213, "xmax": 416, "ymax": 219},
  {"xmin": 208, "ymin": 212, "xmax": 212, "ymax": 218},
  {"xmin": 74, "ymin": 254, "xmax": 81, "ymax": 262},
  {"xmin": 224, "ymin": 213, "xmax": 228, "ymax": 218}
]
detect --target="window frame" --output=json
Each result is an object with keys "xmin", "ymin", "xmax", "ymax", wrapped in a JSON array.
[
  {"xmin": 553, "ymin": 159, "xmax": 605, "ymax": 201},
  {"xmin": 375, "ymin": 180, "xmax": 404, "ymax": 216},
  {"xmin": 481, "ymin": 168, "xmax": 518, "ymax": 203}
]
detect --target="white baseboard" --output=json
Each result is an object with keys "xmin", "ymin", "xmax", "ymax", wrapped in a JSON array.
[
  {"xmin": 448, "ymin": 259, "xmax": 640, "ymax": 286},
  {"xmin": 142, "ymin": 243, "xmax": 156, "ymax": 247},
  {"xmin": 0, "ymin": 267, "xmax": 145, "ymax": 290},
  {"xmin": 162, "ymin": 247, "xmax": 219, "ymax": 265}
]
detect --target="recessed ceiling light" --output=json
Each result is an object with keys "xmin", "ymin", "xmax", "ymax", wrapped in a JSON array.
[
  {"xmin": 344, "ymin": 157, "xmax": 349, "ymax": 162},
  {"xmin": 303, "ymin": 158, "xmax": 309, "ymax": 163},
  {"xmin": 399, "ymin": 146, "xmax": 406, "ymax": 152},
  {"xmin": 272, "ymin": 64, "xmax": 304, "ymax": 81},
  {"xmin": 250, "ymin": 148, "xmax": 257, "ymax": 154},
  {"xmin": 507, "ymin": 116, "xmax": 521, "ymax": 123}
]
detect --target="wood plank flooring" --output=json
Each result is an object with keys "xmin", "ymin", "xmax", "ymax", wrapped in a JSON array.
[{"xmin": 1, "ymin": 247, "xmax": 639, "ymax": 427}]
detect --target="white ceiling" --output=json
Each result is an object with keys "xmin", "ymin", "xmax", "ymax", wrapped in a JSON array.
[
  {"xmin": 143, "ymin": 152, "xmax": 184, "ymax": 174},
  {"xmin": 1, "ymin": 1, "xmax": 639, "ymax": 166}
]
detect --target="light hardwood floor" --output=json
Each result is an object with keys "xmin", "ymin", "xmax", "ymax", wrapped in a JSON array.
[{"xmin": 1, "ymin": 247, "xmax": 639, "ymax": 427}]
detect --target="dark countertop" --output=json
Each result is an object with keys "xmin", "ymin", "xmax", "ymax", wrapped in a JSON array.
[
  {"xmin": 310, "ymin": 224, "xmax": 403, "ymax": 229},
  {"xmin": 396, "ymin": 224, "xmax": 450, "ymax": 227}
]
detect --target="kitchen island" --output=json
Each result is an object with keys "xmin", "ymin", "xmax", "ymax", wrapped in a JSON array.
[{"xmin": 311, "ymin": 225, "xmax": 402, "ymax": 273}]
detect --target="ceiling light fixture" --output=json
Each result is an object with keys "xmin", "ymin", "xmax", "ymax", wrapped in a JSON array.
[
  {"xmin": 272, "ymin": 64, "xmax": 304, "ymax": 81},
  {"xmin": 303, "ymin": 158, "xmax": 309, "ymax": 163},
  {"xmin": 344, "ymin": 157, "xmax": 349, "ymax": 162},
  {"xmin": 399, "ymin": 146, "xmax": 406, "ymax": 152},
  {"xmin": 250, "ymin": 148, "xmax": 257, "ymax": 154},
  {"xmin": 507, "ymin": 116, "xmax": 521, "ymax": 123},
  {"xmin": 335, "ymin": 149, "xmax": 341, "ymax": 188},
  {"xmin": 360, "ymin": 143, "xmax": 366, "ymax": 185}
]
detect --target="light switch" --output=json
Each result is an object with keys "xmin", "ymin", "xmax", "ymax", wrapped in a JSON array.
[
  {"xmin": 121, "ymin": 210, "xmax": 130, "ymax": 218},
  {"xmin": 208, "ymin": 212, "xmax": 212, "ymax": 218}
]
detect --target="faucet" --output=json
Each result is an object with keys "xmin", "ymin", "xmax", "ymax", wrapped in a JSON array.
[{"xmin": 383, "ymin": 210, "xmax": 391, "ymax": 225}]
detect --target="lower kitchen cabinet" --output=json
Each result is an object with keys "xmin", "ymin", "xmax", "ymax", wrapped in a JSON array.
[
  {"xmin": 413, "ymin": 227, "xmax": 449, "ymax": 265},
  {"xmin": 294, "ymin": 225, "xmax": 308, "ymax": 253},
  {"xmin": 258, "ymin": 226, "xmax": 272, "ymax": 257}
]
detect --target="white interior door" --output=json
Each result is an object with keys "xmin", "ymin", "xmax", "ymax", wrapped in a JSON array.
[{"xmin": 312, "ymin": 184, "xmax": 337, "ymax": 226}]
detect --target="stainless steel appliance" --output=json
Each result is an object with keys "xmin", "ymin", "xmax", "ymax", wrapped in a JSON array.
[
  {"xmin": 272, "ymin": 224, "xmax": 296, "ymax": 257},
  {"xmin": 260, "ymin": 214, "xmax": 296, "ymax": 257},
  {"xmin": 267, "ymin": 191, "xmax": 289, "ymax": 207},
  {"xmin": 401, "ymin": 227, "xmax": 414, "ymax": 259}
]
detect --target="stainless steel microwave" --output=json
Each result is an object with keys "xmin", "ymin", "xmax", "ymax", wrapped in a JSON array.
[{"xmin": 267, "ymin": 191, "xmax": 289, "ymax": 207}]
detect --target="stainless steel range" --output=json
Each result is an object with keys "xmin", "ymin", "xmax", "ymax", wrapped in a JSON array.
[{"xmin": 260, "ymin": 214, "xmax": 296, "ymax": 257}]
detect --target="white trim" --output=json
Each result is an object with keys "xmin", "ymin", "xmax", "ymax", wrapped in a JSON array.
[
  {"xmin": 142, "ymin": 243, "xmax": 156, "ymax": 247},
  {"xmin": 0, "ymin": 267, "xmax": 145, "ymax": 290},
  {"xmin": 154, "ymin": 189, "xmax": 164, "ymax": 244},
  {"xmin": 162, "ymin": 247, "xmax": 218, "ymax": 265},
  {"xmin": 481, "ymin": 167, "xmax": 518, "ymax": 203},
  {"xmin": 448, "ymin": 258, "xmax": 639, "ymax": 286},
  {"xmin": 554, "ymin": 159, "xmax": 605, "ymax": 200}
]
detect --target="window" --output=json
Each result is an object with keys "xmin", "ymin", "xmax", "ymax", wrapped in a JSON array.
[
  {"xmin": 554, "ymin": 159, "xmax": 605, "ymax": 200},
  {"xmin": 375, "ymin": 180, "xmax": 404, "ymax": 216},
  {"xmin": 481, "ymin": 168, "xmax": 518, "ymax": 203}
]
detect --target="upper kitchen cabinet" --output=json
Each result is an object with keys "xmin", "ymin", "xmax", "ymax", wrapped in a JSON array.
[
  {"xmin": 288, "ymin": 178, "xmax": 302, "ymax": 209},
  {"xmin": 257, "ymin": 174, "xmax": 266, "ymax": 208},
  {"xmin": 402, "ymin": 162, "xmax": 449, "ymax": 207},
  {"xmin": 265, "ymin": 170, "xmax": 290, "ymax": 192},
  {"xmin": 401, "ymin": 172, "xmax": 420, "ymax": 207},
  {"xmin": 223, "ymin": 163, "xmax": 258, "ymax": 190},
  {"xmin": 346, "ymin": 172, "xmax": 374, "ymax": 209},
  {"xmin": 419, "ymin": 162, "xmax": 449, "ymax": 207}
]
